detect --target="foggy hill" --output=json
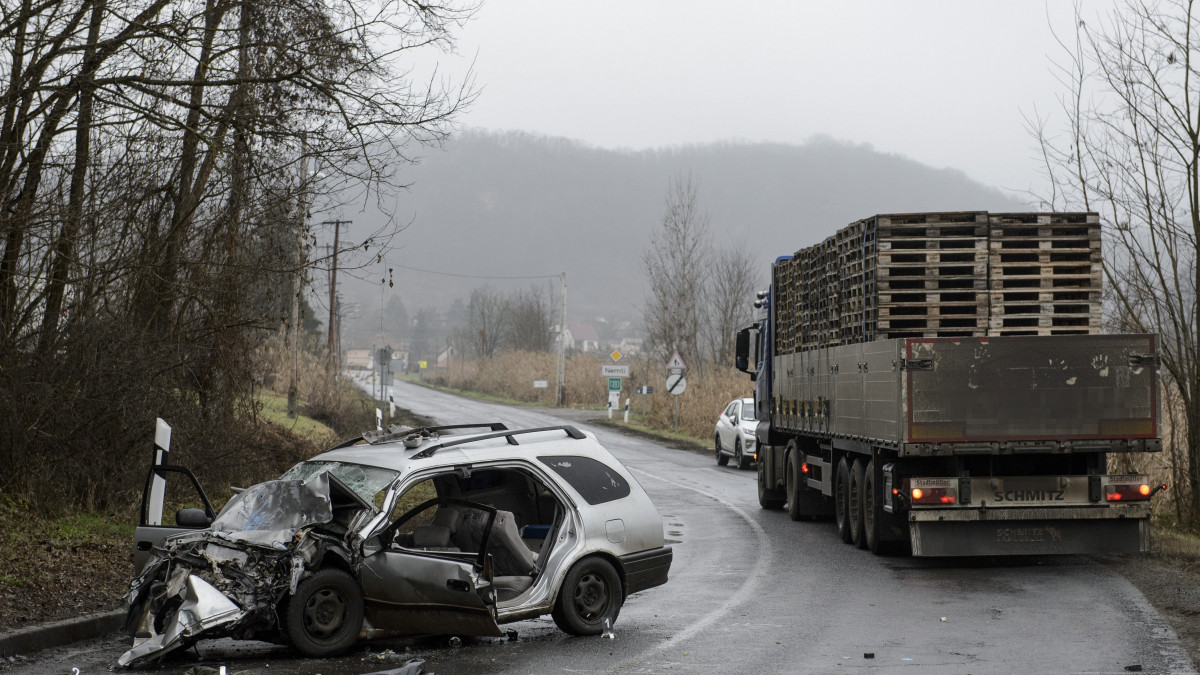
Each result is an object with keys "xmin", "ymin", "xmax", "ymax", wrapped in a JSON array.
[{"xmin": 338, "ymin": 130, "xmax": 1025, "ymax": 341}]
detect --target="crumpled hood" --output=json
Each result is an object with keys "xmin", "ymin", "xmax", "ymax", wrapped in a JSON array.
[
  {"xmin": 119, "ymin": 473, "xmax": 342, "ymax": 667},
  {"xmin": 208, "ymin": 472, "xmax": 336, "ymax": 548}
]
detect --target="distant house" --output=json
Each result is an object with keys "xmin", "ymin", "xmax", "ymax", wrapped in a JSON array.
[
  {"xmin": 567, "ymin": 323, "xmax": 600, "ymax": 352},
  {"xmin": 436, "ymin": 345, "xmax": 455, "ymax": 368},
  {"xmin": 616, "ymin": 337, "xmax": 644, "ymax": 355},
  {"xmin": 344, "ymin": 348, "xmax": 372, "ymax": 369}
]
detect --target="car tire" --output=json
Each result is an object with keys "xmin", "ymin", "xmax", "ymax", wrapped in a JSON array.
[
  {"xmin": 863, "ymin": 458, "xmax": 883, "ymax": 554},
  {"xmin": 283, "ymin": 568, "xmax": 364, "ymax": 658},
  {"xmin": 849, "ymin": 458, "xmax": 867, "ymax": 549},
  {"xmin": 834, "ymin": 457, "xmax": 852, "ymax": 543},
  {"xmin": 758, "ymin": 458, "xmax": 785, "ymax": 510},
  {"xmin": 715, "ymin": 435, "xmax": 729, "ymax": 466},
  {"xmin": 552, "ymin": 557, "xmax": 623, "ymax": 636},
  {"xmin": 735, "ymin": 440, "xmax": 750, "ymax": 470}
]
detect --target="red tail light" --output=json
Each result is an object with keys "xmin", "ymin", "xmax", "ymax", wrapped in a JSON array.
[
  {"xmin": 911, "ymin": 487, "xmax": 956, "ymax": 505},
  {"xmin": 1105, "ymin": 484, "xmax": 1152, "ymax": 502},
  {"xmin": 801, "ymin": 462, "xmax": 809, "ymax": 474}
]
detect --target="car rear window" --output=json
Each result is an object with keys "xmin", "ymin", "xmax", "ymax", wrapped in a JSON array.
[{"xmin": 538, "ymin": 455, "xmax": 630, "ymax": 505}]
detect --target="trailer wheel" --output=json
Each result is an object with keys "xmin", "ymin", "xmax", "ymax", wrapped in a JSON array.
[
  {"xmin": 863, "ymin": 458, "xmax": 883, "ymax": 554},
  {"xmin": 786, "ymin": 454, "xmax": 804, "ymax": 520},
  {"xmin": 759, "ymin": 456, "xmax": 785, "ymax": 510},
  {"xmin": 834, "ymin": 457, "xmax": 852, "ymax": 542},
  {"xmin": 715, "ymin": 435, "xmax": 729, "ymax": 466},
  {"xmin": 849, "ymin": 459, "xmax": 867, "ymax": 548}
]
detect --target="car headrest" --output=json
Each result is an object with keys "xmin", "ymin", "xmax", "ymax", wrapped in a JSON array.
[{"xmin": 432, "ymin": 506, "xmax": 461, "ymax": 532}]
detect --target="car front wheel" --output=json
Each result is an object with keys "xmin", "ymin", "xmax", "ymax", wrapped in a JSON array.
[
  {"xmin": 284, "ymin": 568, "xmax": 364, "ymax": 657},
  {"xmin": 552, "ymin": 557, "xmax": 623, "ymax": 636}
]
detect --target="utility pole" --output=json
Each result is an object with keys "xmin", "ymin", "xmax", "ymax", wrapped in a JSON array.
[
  {"xmin": 555, "ymin": 272, "xmax": 567, "ymax": 407},
  {"xmin": 288, "ymin": 132, "xmax": 309, "ymax": 419},
  {"xmin": 322, "ymin": 219, "xmax": 350, "ymax": 374}
]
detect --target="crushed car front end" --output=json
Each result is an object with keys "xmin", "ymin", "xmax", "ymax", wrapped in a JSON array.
[{"xmin": 119, "ymin": 473, "xmax": 366, "ymax": 667}]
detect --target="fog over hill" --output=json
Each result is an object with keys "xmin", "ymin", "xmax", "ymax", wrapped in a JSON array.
[{"xmin": 336, "ymin": 130, "xmax": 1025, "ymax": 345}]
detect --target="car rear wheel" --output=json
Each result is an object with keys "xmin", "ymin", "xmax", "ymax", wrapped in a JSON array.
[
  {"xmin": 552, "ymin": 557, "xmax": 623, "ymax": 636},
  {"xmin": 284, "ymin": 568, "xmax": 363, "ymax": 657},
  {"xmin": 715, "ymin": 435, "xmax": 729, "ymax": 466}
]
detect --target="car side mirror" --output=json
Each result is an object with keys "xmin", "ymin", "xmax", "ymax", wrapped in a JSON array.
[
  {"xmin": 732, "ymin": 416, "xmax": 739, "ymax": 425},
  {"xmin": 175, "ymin": 508, "xmax": 212, "ymax": 527}
]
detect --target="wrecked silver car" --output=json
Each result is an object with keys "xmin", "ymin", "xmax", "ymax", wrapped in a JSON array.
[{"xmin": 122, "ymin": 423, "xmax": 672, "ymax": 667}]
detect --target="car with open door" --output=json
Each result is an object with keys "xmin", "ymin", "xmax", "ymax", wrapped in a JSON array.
[{"xmin": 121, "ymin": 423, "xmax": 672, "ymax": 667}]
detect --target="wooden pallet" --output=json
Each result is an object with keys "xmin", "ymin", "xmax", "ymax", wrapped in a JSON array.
[
  {"xmin": 987, "ymin": 212, "xmax": 1102, "ymax": 334},
  {"xmin": 772, "ymin": 212, "xmax": 1102, "ymax": 351}
]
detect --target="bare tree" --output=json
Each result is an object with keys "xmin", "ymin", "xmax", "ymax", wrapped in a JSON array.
[
  {"xmin": 508, "ymin": 286, "xmax": 553, "ymax": 352},
  {"xmin": 468, "ymin": 286, "xmax": 508, "ymax": 358},
  {"xmin": 1031, "ymin": 0, "xmax": 1200, "ymax": 524},
  {"xmin": 0, "ymin": 0, "xmax": 478, "ymax": 510},
  {"xmin": 642, "ymin": 173, "xmax": 710, "ymax": 369},
  {"xmin": 704, "ymin": 240, "xmax": 760, "ymax": 366}
]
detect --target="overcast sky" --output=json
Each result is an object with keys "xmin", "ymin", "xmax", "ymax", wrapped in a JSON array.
[{"xmin": 418, "ymin": 1, "xmax": 1114, "ymax": 199}]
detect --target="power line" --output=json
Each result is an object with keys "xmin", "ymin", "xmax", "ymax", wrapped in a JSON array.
[{"xmin": 391, "ymin": 263, "xmax": 559, "ymax": 281}]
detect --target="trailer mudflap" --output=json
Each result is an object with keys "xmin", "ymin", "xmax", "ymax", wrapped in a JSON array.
[{"xmin": 908, "ymin": 505, "xmax": 1150, "ymax": 556}]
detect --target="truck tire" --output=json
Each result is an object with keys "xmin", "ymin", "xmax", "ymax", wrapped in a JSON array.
[
  {"xmin": 834, "ymin": 457, "xmax": 852, "ymax": 543},
  {"xmin": 715, "ymin": 435, "xmax": 729, "ymax": 466},
  {"xmin": 863, "ymin": 458, "xmax": 883, "ymax": 554},
  {"xmin": 758, "ymin": 456, "xmax": 785, "ymax": 510},
  {"xmin": 849, "ymin": 459, "xmax": 867, "ymax": 548}
]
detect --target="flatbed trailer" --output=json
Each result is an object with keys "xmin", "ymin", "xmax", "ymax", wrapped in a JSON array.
[{"xmin": 736, "ymin": 212, "xmax": 1165, "ymax": 556}]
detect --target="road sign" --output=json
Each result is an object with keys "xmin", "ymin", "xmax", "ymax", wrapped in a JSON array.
[
  {"xmin": 608, "ymin": 377, "xmax": 622, "ymax": 392},
  {"xmin": 666, "ymin": 351, "xmax": 686, "ymax": 371},
  {"xmin": 636, "ymin": 386, "xmax": 654, "ymax": 394},
  {"xmin": 533, "ymin": 380, "xmax": 548, "ymax": 389},
  {"xmin": 666, "ymin": 373, "xmax": 687, "ymax": 395},
  {"xmin": 610, "ymin": 349, "xmax": 623, "ymax": 362},
  {"xmin": 419, "ymin": 360, "xmax": 427, "ymax": 369},
  {"xmin": 602, "ymin": 364, "xmax": 630, "ymax": 377}
]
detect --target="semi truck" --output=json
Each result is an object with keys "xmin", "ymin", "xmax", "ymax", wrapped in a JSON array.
[{"xmin": 735, "ymin": 211, "xmax": 1165, "ymax": 556}]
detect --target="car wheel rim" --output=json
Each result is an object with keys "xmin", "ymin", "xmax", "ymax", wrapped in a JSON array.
[
  {"xmin": 304, "ymin": 588, "xmax": 346, "ymax": 638},
  {"xmin": 574, "ymin": 572, "xmax": 608, "ymax": 619}
]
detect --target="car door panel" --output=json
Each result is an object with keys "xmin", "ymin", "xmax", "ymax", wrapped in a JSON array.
[{"xmin": 360, "ymin": 551, "xmax": 502, "ymax": 637}]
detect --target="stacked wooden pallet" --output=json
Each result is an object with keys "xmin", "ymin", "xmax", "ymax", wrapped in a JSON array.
[
  {"xmin": 987, "ymin": 212, "xmax": 1102, "ymax": 336},
  {"xmin": 774, "ymin": 211, "xmax": 1101, "ymax": 350}
]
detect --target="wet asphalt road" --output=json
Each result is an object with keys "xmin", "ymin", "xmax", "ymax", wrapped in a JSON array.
[{"xmin": 12, "ymin": 379, "xmax": 1197, "ymax": 674}]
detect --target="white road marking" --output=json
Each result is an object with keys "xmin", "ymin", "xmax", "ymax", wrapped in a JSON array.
[{"xmin": 608, "ymin": 467, "xmax": 774, "ymax": 673}]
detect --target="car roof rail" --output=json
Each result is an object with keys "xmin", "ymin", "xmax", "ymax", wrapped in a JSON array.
[
  {"xmin": 331, "ymin": 422, "xmax": 511, "ymax": 449},
  {"xmin": 412, "ymin": 425, "xmax": 587, "ymax": 459}
]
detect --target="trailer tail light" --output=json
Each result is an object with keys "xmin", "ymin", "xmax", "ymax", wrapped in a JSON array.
[
  {"xmin": 909, "ymin": 478, "xmax": 957, "ymax": 505},
  {"xmin": 1101, "ymin": 476, "xmax": 1166, "ymax": 502},
  {"xmin": 1105, "ymin": 483, "xmax": 1157, "ymax": 501}
]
